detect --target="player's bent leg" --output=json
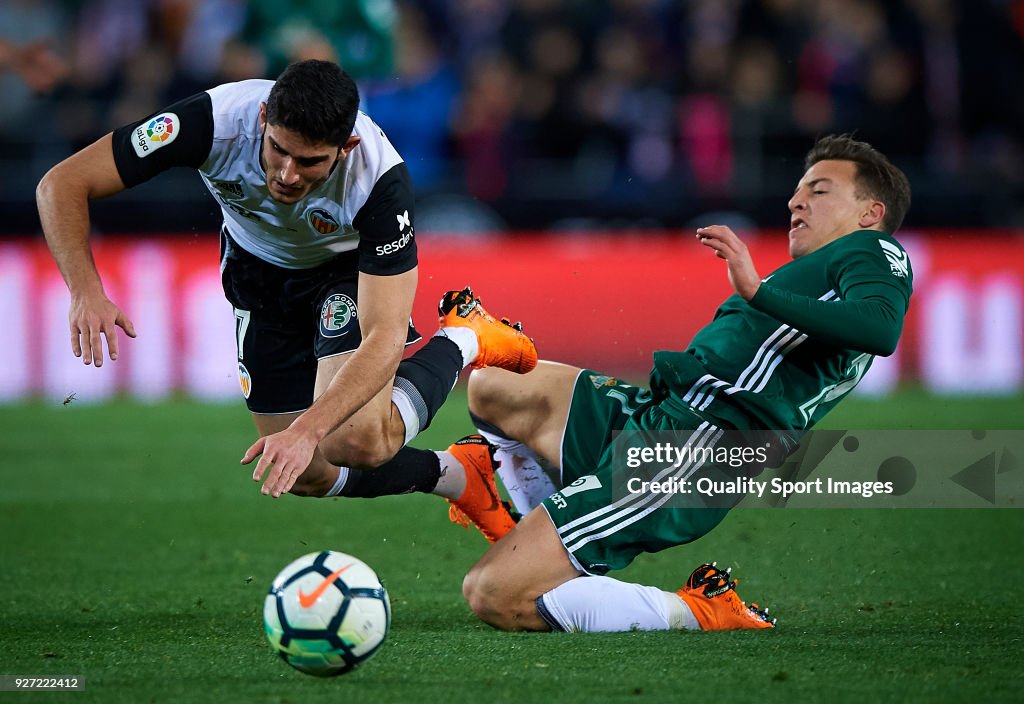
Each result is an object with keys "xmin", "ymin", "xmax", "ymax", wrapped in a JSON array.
[
  {"xmin": 251, "ymin": 412, "xmax": 340, "ymax": 496},
  {"xmin": 467, "ymin": 361, "xmax": 581, "ymax": 466},
  {"xmin": 317, "ymin": 383, "xmax": 405, "ymax": 468},
  {"xmin": 462, "ymin": 507, "xmax": 582, "ymax": 631},
  {"xmin": 462, "ymin": 503, "xmax": 778, "ymax": 633},
  {"xmin": 313, "ymin": 353, "xmax": 406, "ymax": 468}
]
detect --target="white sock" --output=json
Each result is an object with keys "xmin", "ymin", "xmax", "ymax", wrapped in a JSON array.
[
  {"xmin": 477, "ymin": 428, "xmax": 557, "ymax": 514},
  {"xmin": 665, "ymin": 591, "xmax": 701, "ymax": 630},
  {"xmin": 435, "ymin": 327, "xmax": 479, "ymax": 368},
  {"xmin": 390, "ymin": 386, "xmax": 420, "ymax": 445},
  {"xmin": 538, "ymin": 576, "xmax": 698, "ymax": 632},
  {"xmin": 431, "ymin": 450, "xmax": 467, "ymax": 500},
  {"xmin": 323, "ymin": 466, "xmax": 349, "ymax": 497}
]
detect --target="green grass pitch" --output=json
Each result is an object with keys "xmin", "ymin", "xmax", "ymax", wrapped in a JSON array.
[{"xmin": 1, "ymin": 388, "xmax": 1023, "ymax": 703}]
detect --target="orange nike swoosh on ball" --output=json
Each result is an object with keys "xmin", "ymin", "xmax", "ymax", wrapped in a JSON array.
[{"xmin": 298, "ymin": 564, "xmax": 353, "ymax": 608}]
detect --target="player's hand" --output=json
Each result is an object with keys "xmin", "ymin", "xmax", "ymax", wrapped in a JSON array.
[
  {"xmin": 241, "ymin": 426, "xmax": 319, "ymax": 498},
  {"xmin": 68, "ymin": 293, "xmax": 137, "ymax": 366},
  {"xmin": 15, "ymin": 40, "xmax": 68, "ymax": 93},
  {"xmin": 696, "ymin": 225, "xmax": 762, "ymax": 300}
]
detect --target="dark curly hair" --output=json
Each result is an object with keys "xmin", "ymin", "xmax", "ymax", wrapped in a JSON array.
[
  {"xmin": 805, "ymin": 134, "xmax": 912, "ymax": 234},
  {"xmin": 266, "ymin": 60, "xmax": 360, "ymax": 146}
]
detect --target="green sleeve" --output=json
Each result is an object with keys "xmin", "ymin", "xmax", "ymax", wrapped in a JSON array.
[{"xmin": 749, "ymin": 247, "xmax": 910, "ymax": 356}]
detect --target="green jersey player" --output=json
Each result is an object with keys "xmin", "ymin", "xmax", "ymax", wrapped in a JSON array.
[{"xmin": 452, "ymin": 134, "xmax": 913, "ymax": 633}]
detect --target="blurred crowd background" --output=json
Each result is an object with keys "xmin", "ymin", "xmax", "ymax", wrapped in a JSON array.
[{"xmin": 2, "ymin": 0, "xmax": 1023, "ymax": 234}]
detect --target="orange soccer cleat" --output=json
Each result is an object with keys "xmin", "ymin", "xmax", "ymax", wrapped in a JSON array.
[
  {"xmin": 676, "ymin": 562, "xmax": 777, "ymax": 631},
  {"xmin": 445, "ymin": 435, "xmax": 518, "ymax": 543},
  {"xmin": 438, "ymin": 287, "xmax": 538, "ymax": 374}
]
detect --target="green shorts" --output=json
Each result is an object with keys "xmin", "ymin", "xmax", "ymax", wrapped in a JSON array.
[{"xmin": 544, "ymin": 370, "xmax": 748, "ymax": 575}]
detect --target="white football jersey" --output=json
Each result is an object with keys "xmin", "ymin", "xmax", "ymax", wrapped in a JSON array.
[{"xmin": 111, "ymin": 79, "xmax": 417, "ymax": 273}]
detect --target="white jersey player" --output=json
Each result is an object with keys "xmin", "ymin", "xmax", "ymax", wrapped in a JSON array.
[{"xmin": 37, "ymin": 60, "xmax": 537, "ymax": 507}]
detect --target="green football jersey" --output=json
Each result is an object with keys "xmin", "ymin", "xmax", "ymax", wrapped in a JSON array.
[{"xmin": 651, "ymin": 230, "xmax": 913, "ymax": 442}]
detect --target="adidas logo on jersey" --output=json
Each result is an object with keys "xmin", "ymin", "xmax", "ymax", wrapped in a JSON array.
[{"xmin": 877, "ymin": 239, "xmax": 909, "ymax": 278}]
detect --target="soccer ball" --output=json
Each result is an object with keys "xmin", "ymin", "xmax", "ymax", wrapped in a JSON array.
[{"xmin": 263, "ymin": 551, "xmax": 391, "ymax": 676}]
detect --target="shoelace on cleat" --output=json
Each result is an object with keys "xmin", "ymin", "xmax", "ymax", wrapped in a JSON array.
[
  {"xmin": 689, "ymin": 565, "xmax": 736, "ymax": 598},
  {"xmin": 456, "ymin": 297, "xmax": 478, "ymax": 318},
  {"xmin": 439, "ymin": 287, "xmax": 478, "ymax": 317}
]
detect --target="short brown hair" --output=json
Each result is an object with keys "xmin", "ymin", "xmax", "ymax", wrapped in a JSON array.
[{"xmin": 805, "ymin": 134, "xmax": 911, "ymax": 234}]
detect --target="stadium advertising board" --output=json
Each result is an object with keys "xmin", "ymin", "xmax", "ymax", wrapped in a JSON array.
[{"xmin": 0, "ymin": 231, "xmax": 1021, "ymax": 402}]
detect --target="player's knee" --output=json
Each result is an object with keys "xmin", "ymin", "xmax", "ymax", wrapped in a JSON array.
[
  {"xmin": 467, "ymin": 367, "xmax": 513, "ymax": 426},
  {"xmin": 462, "ymin": 565, "xmax": 525, "ymax": 631},
  {"xmin": 462, "ymin": 568, "xmax": 504, "ymax": 629}
]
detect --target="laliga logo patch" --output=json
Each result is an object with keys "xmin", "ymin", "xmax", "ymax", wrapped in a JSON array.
[
  {"xmin": 132, "ymin": 112, "xmax": 179, "ymax": 158},
  {"xmin": 320, "ymin": 294, "xmax": 357, "ymax": 338},
  {"xmin": 238, "ymin": 362, "xmax": 253, "ymax": 399},
  {"xmin": 307, "ymin": 208, "xmax": 341, "ymax": 235}
]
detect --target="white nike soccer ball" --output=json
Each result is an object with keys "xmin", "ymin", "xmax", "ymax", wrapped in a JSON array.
[{"xmin": 263, "ymin": 550, "xmax": 391, "ymax": 676}]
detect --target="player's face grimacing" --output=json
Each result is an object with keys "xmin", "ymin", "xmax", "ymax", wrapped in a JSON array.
[
  {"xmin": 786, "ymin": 159, "xmax": 884, "ymax": 258},
  {"xmin": 257, "ymin": 104, "xmax": 361, "ymax": 205}
]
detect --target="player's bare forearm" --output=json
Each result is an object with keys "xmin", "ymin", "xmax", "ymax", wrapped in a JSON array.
[
  {"xmin": 37, "ymin": 133, "xmax": 136, "ymax": 364},
  {"xmin": 38, "ymin": 172, "xmax": 103, "ymax": 297},
  {"xmin": 37, "ymin": 134, "xmax": 126, "ymax": 295},
  {"xmin": 295, "ymin": 268, "xmax": 416, "ymax": 441}
]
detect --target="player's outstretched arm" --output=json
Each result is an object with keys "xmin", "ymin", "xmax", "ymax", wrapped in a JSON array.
[
  {"xmin": 696, "ymin": 225, "xmax": 762, "ymax": 300},
  {"xmin": 36, "ymin": 133, "xmax": 136, "ymax": 366},
  {"xmin": 699, "ymin": 224, "xmax": 910, "ymax": 356},
  {"xmin": 243, "ymin": 268, "xmax": 417, "ymax": 497}
]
